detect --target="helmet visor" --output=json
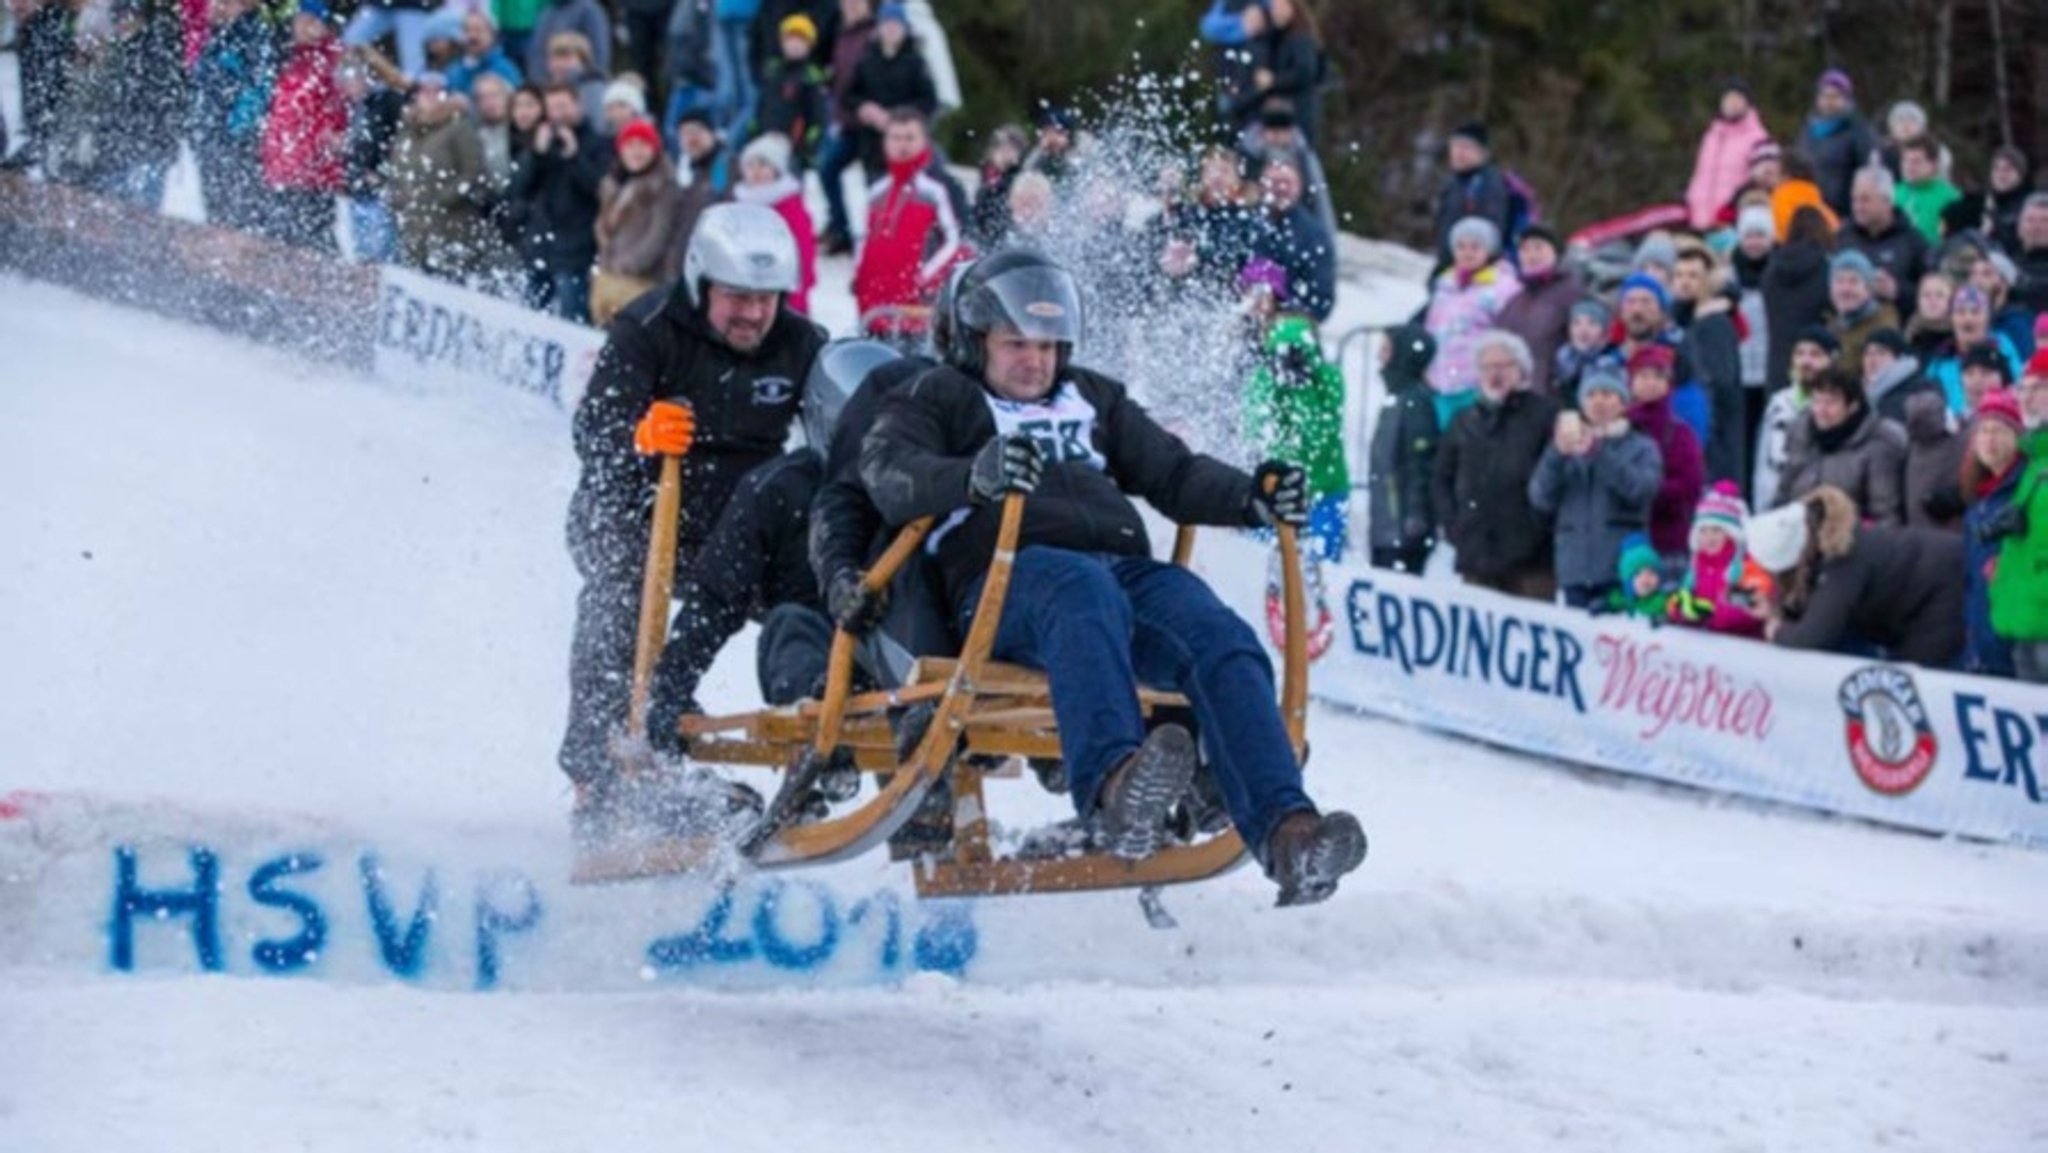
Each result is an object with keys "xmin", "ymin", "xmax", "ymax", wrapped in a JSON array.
[{"xmin": 958, "ymin": 265, "xmax": 1084, "ymax": 348}]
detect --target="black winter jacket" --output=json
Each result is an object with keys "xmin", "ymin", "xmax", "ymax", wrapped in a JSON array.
[
  {"xmin": 570, "ymin": 290, "xmax": 827, "ymax": 577},
  {"xmin": 1777, "ymin": 487, "xmax": 1964, "ymax": 666},
  {"xmin": 1761, "ymin": 238, "xmax": 1831, "ymax": 392},
  {"xmin": 648, "ymin": 449, "xmax": 824, "ymax": 717},
  {"xmin": 841, "ymin": 42, "xmax": 937, "ymax": 172},
  {"xmin": 810, "ymin": 355, "xmax": 935, "ymax": 589},
  {"xmin": 1432, "ymin": 389, "xmax": 1561, "ymax": 582},
  {"xmin": 860, "ymin": 365, "xmax": 1259, "ymax": 603},
  {"xmin": 1838, "ymin": 218, "xmax": 1929, "ymax": 318},
  {"xmin": 1367, "ymin": 325, "xmax": 1440, "ymax": 550},
  {"xmin": 509, "ymin": 124, "xmax": 611, "ymax": 269}
]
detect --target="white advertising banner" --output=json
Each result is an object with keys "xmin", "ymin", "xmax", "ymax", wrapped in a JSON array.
[
  {"xmin": 1299, "ymin": 561, "xmax": 2047, "ymax": 848},
  {"xmin": 373, "ymin": 265, "xmax": 606, "ymax": 413}
]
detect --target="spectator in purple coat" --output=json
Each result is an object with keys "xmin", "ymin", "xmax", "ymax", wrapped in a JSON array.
[{"xmin": 1495, "ymin": 223, "xmax": 1581, "ymax": 396}]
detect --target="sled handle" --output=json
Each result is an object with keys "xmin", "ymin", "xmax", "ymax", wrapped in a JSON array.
[
  {"xmin": 628, "ymin": 453, "xmax": 684, "ymax": 740},
  {"xmin": 1277, "ymin": 521, "xmax": 1307, "ymax": 757},
  {"xmin": 954, "ymin": 492, "xmax": 1027, "ymax": 687},
  {"xmin": 1171, "ymin": 525, "xmax": 1196, "ymax": 568},
  {"xmin": 813, "ymin": 516, "xmax": 935, "ymax": 754}
]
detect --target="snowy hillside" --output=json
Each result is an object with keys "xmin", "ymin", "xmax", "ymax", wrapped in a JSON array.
[{"xmin": 3, "ymin": 266, "xmax": 2045, "ymax": 1153}]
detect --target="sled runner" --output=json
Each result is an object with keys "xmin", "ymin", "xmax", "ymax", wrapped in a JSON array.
[{"xmin": 572, "ymin": 456, "xmax": 1311, "ymax": 898}]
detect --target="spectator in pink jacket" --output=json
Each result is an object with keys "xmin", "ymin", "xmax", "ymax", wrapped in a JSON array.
[
  {"xmin": 1424, "ymin": 214, "xmax": 1522, "ymax": 427},
  {"xmin": 734, "ymin": 131, "xmax": 818, "ymax": 315},
  {"xmin": 1685, "ymin": 80, "xmax": 1771, "ymax": 231},
  {"xmin": 1668, "ymin": 480, "xmax": 1776, "ymax": 636}
]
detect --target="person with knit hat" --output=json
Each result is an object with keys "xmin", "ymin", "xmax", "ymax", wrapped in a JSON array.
[
  {"xmin": 733, "ymin": 131, "xmax": 817, "ymax": 315},
  {"xmin": 748, "ymin": 11, "xmax": 831, "ymax": 171},
  {"xmin": 1753, "ymin": 486, "xmax": 1965, "ymax": 666},
  {"xmin": 590, "ymin": 116, "xmax": 689, "ymax": 326},
  {"xmin": 1368, "ymin": 324, "xmax": 1442, "ymax": 575},
  {"xmin": 1731, "ymin": 203, "xmax": 1776, "ymax": 431},
  {"xmin": 1624, "ymin": 343, "xmax": 1705, "ymax": 560},
  {"xmin": 1929, "ymin": 285, "xmax": 2025, "ymax": 416},
  {"xmin": 1605, "ymin": 271, "xmax": 1712, "ymax": 450},
  {"xmin": 1861, "ymin": 327, "xmax": 1941, "ymax": 425},
  {"xmin": 1553, "ymin": 297, "xmax": 1610, "ymax": 402},
  {"xmin": 600, "ymin": 77, "xmax": 648, "ymax": 136},
  {"xmin": 1598, "ymin": 533, "xmax": 1676, "ymax": 622},
  {"xmin": 840, "ymin": 0, "xmax": 937, "ymax": 177},
  {"xmin": 1773, "ymin": 362, "xmax": 1907, "ymax": 524},
  {"xmin": 1798, "ymin": 67, "xmax": 1879, "ymax": 217},
  {"xmin": 1990, "ymin": 368, "xmax": 2048, "ymax": 681},
  {"xmin": 1685, "ymin": 79, "xmax": 1771, "ymax": 231},
  {"xmin": 1422, "ymin": 215, "xmax": 1522, "ymax": 426},
  {"xmin": 1527, "ymin": 362, "xmax": 1664, "ymax": 607},
  {"xmin": 1958, "ymin": 388, "xmax": 2028, "ymax": 675},
  {"xmin": 1431, "ymin": 119, "xmax": 1514, "ymax": 268},
  {"xmin": 1666, "ymin": 481, "xmax": 1775, "ymax": 637},
  {"xmin": 1826, "ymin": 247, "xmax": 1900, "ymax": 378}
]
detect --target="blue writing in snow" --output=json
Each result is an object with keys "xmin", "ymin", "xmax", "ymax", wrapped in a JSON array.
[
  {"xmin": 1955, "ymin": 694, "xmax": 2045, "ymax": 804},
  {"xmin": 1345, "ymin": 578, "xmax": 1588, "ymax": 713},
  {"xmin": 645, "ymin": 882, "xmax": 976, "ymax": 978}
]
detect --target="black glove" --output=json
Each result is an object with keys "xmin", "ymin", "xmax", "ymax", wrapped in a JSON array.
[
  {"xmin": 1249, "ymin": 460, "xmax": 1310, "ymax": 527},
  {"xmin": 969, "ymin": 433, "xmax": 1044, "ymax": 503},
  {"xmin": 1979, "ymin": 501, "xmax": 2029, "ymax": 544},
  {"xmin": 1922, "ymin": 484, "xmax": 1967, "ymax": 523},
  {"xmin": 644, "ymin": 692, "xmax": 702, "ymax": 758},
  {"xmin": 827, "ymin": 567, "xmax": 888, "ymax": 637}
]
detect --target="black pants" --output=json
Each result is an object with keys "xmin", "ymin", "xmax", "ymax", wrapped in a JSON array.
[
  {"xmin": 624, "ymin": 7, "xmax": 670, "ymax": 108},
  {"xmin": 1370, "ymin": 543, "xmax": 1433, "ymax": 576},
  {"xmin": 558, "ymin": 517, "xmax": 700, "ymax": 787},
  {"xmin": 265, "ymin": 187, "xmax": 337, "ymax": 251}
]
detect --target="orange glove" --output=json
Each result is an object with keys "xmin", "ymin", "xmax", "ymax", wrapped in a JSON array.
[{"xmin": 633, "ymin": 401, "xmax": 695, "ymax": 456}]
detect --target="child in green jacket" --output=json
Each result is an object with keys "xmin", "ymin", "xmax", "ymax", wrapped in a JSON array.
[{"xmin": 1241, "ymin": 258, "xmax": 1348, "ymax": 659}]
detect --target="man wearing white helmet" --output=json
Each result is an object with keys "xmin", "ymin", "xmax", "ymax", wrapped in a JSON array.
[{"xmin": 561, "ymin": 201, "xmax": 827, "ymax": 842}]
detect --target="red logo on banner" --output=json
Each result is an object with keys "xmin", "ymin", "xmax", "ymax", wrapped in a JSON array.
[{"xmin": 1837, "ymin": 667, "xmax": 1939, "ymax": 796}]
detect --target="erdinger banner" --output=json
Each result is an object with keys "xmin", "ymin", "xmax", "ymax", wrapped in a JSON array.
[
  {"xmin": 374, "ymin": 266, "xmax": 606, "ymax": 412},
  {"xmin": 1317, "ymin": 564, "xmax": 2047, "ymax": 847}
]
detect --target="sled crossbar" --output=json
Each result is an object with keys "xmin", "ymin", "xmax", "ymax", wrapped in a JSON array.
[{"xmin": 574, "ymin": 505, "xmax": 1309, "ymax": 898}]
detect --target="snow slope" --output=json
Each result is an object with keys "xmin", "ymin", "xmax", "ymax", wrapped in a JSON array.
[{"xmin": 3, "ymin": 275, "xmax": 2046, "ymax": 1152}]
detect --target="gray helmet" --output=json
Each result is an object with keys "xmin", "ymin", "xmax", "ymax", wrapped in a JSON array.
[
  {"xmin": 802, "ymin": 338, "xmax": 899, "ymax": 451},
  {"xmin": 682, "ymin": 202, "xmax": 801, "ymax": 306},
  {"xmin": 946, "ymin": 249, "xmax": 1084, "ymax": 374}
]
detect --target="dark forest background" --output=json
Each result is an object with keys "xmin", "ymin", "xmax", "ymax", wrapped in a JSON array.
[{"xmin": 936, "ymin": 0, "xmax": 2047, "ymax": 246}]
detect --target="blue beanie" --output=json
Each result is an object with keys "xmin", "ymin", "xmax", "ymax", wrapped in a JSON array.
[
  {"xmin": 1618, "ymin": 272, "xmax": 1670, "ymax": 315},
  {"xmin": 877, "ymin": 3, "xmax": 909, "ymax": 26},
  {"xmin": 298, "ymin": 0, "xmax": 332, "ymax": 20}
]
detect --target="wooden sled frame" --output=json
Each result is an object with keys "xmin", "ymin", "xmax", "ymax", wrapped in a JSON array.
[{"xmin": 573, "ymin": 456, "xmax": 1310, "ymax": 898}]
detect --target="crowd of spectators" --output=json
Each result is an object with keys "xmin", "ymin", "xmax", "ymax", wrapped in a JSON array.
[
  {"xmin": 1404, "ymin": 71, "xmax": 2048, "ymax": 682},
  {"xmin": 4, "ymin": 0, "xmax": 2043, "ymax": 681}
]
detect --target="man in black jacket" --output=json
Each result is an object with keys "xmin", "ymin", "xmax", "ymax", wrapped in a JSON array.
[
  {"xmin": 511, "ymin": 83, "xmax": 612, "ymax": 321},
  {"xmin": 563, "ymin": 203, "xmax": 826, "ymax": 838},
  {"xmin": 1432, "ymin": 330, "xmax": 1561, "ymax": 602},
  {"xmin": 857, "ymin": 251, "xmax": 1366, "ymax": 906},
  {"xmin": 1672, "ymin": 248, "xmax": 1746, "ymax": 484}
]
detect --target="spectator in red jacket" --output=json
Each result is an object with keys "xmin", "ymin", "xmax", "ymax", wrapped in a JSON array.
[
  {"xmin": 851, "ymin": 107, "xmax": 964, "ymax": 342},
  {"xmin": 1626, "ymin": 342, "xmax": 1706, "ymax": 561},
  {"xmin": 262, "ymin": 0, "xmax": 349, "ymax": 251}
]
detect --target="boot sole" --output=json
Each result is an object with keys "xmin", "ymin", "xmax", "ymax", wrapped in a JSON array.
[
  {"xmin": 1102, "ymin": 726, "xmax": 1198, "ymax": 861},
  {"xmin": 1278, "ymin": 812, "xmax": 1369, "ymax": 907}
]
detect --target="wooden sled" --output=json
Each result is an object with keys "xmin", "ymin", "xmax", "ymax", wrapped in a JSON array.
[{"xmin": 572, "ymin": 457, "xmax": 1310, "ymax": 899}]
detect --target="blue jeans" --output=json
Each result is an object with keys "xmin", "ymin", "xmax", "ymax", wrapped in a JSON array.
[
  {"xmin": 347, "ymin": 195, "xmax": 396, "ymax": 263},
  {"xmin": 547, "ymin": 268, "xmax": 591, "ymax": 323},
  {"xmin": 710, "ymin": 18, "xmax": 755, "ymax": 141},
  {"xmin": 816, "ymin": 126, "xmax": 860, "ymax": 238},
  {"xmin": 960, "ymin": 547, "xmax": 1314, "ymax": 852},
  {"xmin": 343, "ymin": 7, "xmax": 433, "ymax": 77}
]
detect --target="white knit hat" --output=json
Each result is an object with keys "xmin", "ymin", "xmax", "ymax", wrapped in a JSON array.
[
  {"xmin": 1746, "ymin": 503, "xmax": 1809, "ymax": 573},
  {"xmin": 1737, "ymin": 205, "xmax": 1775, "ymax": 239},
  {"xmin": 601, "ymin": 80, "xmax": 646, "ymax": 116},
  {"xmin": 740, "ymin": 132, "xmax": 793, "ymax": 178}
]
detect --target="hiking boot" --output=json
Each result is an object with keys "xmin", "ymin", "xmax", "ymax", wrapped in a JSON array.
[
  {"xmin": 1095, "ymin": 724, "xmax": 1198, "ymax": 861},
  {"xmin": 1261, "ymin": 810, "xmax": 1368, "ymax": 907}
]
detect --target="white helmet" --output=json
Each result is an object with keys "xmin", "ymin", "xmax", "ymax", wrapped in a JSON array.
[{"xmin": 682, "ymin": 202, "xmax": 801, "ymax": 306}]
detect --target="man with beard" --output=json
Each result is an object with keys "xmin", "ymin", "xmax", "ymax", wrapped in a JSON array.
[{"xmin": 561, "ymin": 203, "xmax": 826, "ymax": 844}]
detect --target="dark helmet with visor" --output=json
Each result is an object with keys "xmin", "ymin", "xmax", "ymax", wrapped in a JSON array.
[
  {"xmin": 800, "ymin": 338, "xmax": 900, "ymax": 451},
  {"xmin": 946, "ymin": 249, "xmax": 1084, "ymax": 374}
]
